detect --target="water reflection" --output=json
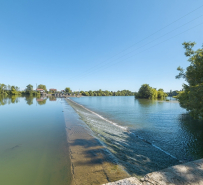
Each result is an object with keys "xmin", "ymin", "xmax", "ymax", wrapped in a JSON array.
[
  {"xmin": 0, "ymin": 95, "xmax": 20, "ymax": 105},
  {"xmin": 179, "ymin": 114, "xmax": 203, "ymax": 160},
  {"xmin": 71, "ymin": 96, "xmax": 203, "ymax": 163},
  {"xmin": 0, "ymin": 96, "xmax": 71, "ymax": 185},
  {"xmin": 49, "ymin": 96, "xmax": 56, "ymax": 101},
  {"xmin": 0, "ymin": 95, "xmax": 50, "ymax": 106},
  {"xmin": 0, "ymin": 95, "xmax": 62, "ymax": 106},
  {"xmin": 25, "ymin": 96, "xmax": 34, "ymax": 105},
  {"xmin": 36, "ymin": 98, "xmax": 47, "ymax": 105},
  {"xmin": 136, "ymin": 99, "xmax": 157, "ymax": 107}
]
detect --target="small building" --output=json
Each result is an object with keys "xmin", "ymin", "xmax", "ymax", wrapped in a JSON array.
[
  {"xmin": 49, "ymin": 89, "xmax": 57, "ymax": 92},
  {"xmin": 36, "ymin": 89, "xmax": 45, "ymax": 93}
]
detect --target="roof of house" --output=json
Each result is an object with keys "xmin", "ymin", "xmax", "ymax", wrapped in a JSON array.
[
  {"xmin": 36, "ymin": 98, "xmax": 44, "ymax": 101},
  {"xmin": 49, "ymin": 89, "xmax": 57, "ymax": 90},
  {"xmin": 36, "ymin": 89, "xmax": 44, "ymax": 91}
]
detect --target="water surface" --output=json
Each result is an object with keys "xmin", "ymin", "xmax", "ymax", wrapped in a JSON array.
[
  {"xmin": 70, "ymin": 96, "xmax": 203, "ymax": 171},
  {"xmin": 0, "ymin": 95, "xmax": 71, "ymax": 185}
]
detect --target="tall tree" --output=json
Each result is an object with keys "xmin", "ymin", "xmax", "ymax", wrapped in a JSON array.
[
  {"xmin": 37, "ymin": 84, "xmax": 47, "ymax": 91},
  {"xmin": 26, "ymin": 84, "xmax": 33, "ymax": 91},
  {"xmin": 176, "ymin": 42, "xmax": 203, "ymax": 119},
  {"xmin": 65, "ymin": 87, "xmax": 71, "ymax": 94},
  {"xmin": 135, "ymin": 84, "xmax": 153, "ymax": 99},
  {"xmin": 135, "ymin": 84, "xmax": 167, "ymax": 99}
]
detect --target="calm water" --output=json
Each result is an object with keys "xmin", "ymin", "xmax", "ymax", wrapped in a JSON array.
[
  {"xmin": 70, "ymin": 96, "xmax": 203, "ymax": 173},
  {"xmin": 0, "ymin": 96, "xmax": 71, "ymax": 185}
]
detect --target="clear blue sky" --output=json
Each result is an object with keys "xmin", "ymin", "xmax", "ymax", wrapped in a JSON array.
[{"xmin": 1, "ymin": 0, "xmax": 203, "ymax": 92}]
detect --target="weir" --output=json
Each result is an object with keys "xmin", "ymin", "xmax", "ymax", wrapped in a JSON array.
[{"xmin": 64, "ymin": 98, "xmax": 203, "ymax": 185}]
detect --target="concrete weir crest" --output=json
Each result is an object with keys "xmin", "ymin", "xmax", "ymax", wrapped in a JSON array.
[{"xmin": 104, "ymin": 158, "xmax": 203, "ymax": 185}]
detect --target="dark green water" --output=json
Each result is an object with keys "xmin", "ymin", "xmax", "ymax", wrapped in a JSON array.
[{"xmin": 0, "ymin": 96, "xmax": 71, "ymax": 185}]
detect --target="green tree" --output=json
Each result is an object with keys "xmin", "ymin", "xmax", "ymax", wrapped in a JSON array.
[
  {"xmin": 65, "ymin": 87, "xmax": 71, "ymax": 94},
  {"xmin": 37, "ymin": 84, "xmax": 47, "ymax": 91},
  {"xmin": 88, "ymin": 90, "xmax": 93, "ymax": 96},
  {"xmin": 0, "ymin": 84, "xmax": 6, "ymax": 94},
  {"xmin": 135, "ymin": 84, "xmax": 153, "ymax": 99},
  {"xmin": 176, "ymin": 42, "xmax": 203, "ymax": 119},
  {"xmin": 26, "ymin": 84, "xmax": 33, "ymax": 91},
  {"xmin": 157, "ymin": 89, "xmax": 167, "ymax": 99},
  {"xmin": 135, "ymin": 84, "xmax": 167, "ymax": 99}
]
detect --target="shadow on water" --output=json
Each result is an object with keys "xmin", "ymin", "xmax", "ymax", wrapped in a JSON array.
[
  {"xmin": 178, "ymin": 113, "xmax": 203, "ymax": 161},
  {"xmin": 69, "ymin": 138, "xmax": 117, "ymax": 166}
]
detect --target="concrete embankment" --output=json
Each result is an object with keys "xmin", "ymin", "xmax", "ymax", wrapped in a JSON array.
[
  {"xmin": 104, "ymin": 158, "xmax": 203, "ymax": 185},
  {"xmin": 62, "ymin": 99, "xmax": 129, "ymax": 185}
]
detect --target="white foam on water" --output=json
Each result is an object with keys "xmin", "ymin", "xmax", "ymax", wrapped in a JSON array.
[
  {"xmin": 67, "ymin": 98, "xmax": 179, "ymax": 161},
  {"xmin": 67, "ymin": 98, "xmax": 127, "ymax": 131},
  {"xmin": 130, "ymin": 132, "xmax": 178, "ymax": 160},
  {"xmin": 152, "ymin": 143, "xmax": 177, "ymax": 160}
]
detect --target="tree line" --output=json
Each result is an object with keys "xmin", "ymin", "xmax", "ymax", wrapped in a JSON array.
[
  {"xmin": 0, "ymin": 84, "xmax": 21, "ymax": 95},
  {"xmin": 0, "ymin": 84, "xmax": 43, "ymax": 96},
  {"xmin": 63, "ymin": 88, "xmax": 134, "ymax": 96}
]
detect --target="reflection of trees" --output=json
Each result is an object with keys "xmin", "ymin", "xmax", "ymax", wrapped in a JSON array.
[
  {"xmin": 25, "ymin": 96, "xmax": 34, "ymax": 105},
  {"xmin": 179, "ymin": 114, "xmax": 203, "ymax": 160},
  {"xmin": 136, "ymin": 99, "xmax": 157, "ymax": 107},
  {"xmin": 0, "ymin": 95, "xmax": 7, "ymax": 106},
  {"xmin": 49, "ymin": 96, "xmax": 56, "ymax": 101},
  {"xmin": 11, "ymin": 95, "xmax": 19, "ymax": 103},
  {"xmin": 36, "ymin": 98, "xmax": 47, "ymax": 105},
  {"xmin": 0, "ymin": 95, "xmax": 20, "ymax": 105}
]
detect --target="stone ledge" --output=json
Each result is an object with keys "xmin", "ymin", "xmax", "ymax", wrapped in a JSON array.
[
  {"xmin": 104, "ymin": 158, "xmax": 203, "ymax": 185},
  {"xmin": 103, "ymin": 177, "xmax": 142, "ymax": 185}
]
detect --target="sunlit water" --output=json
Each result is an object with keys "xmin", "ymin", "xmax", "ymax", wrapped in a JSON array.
[
  {"xmin": 69, "ymin": 96, "xmax": 203, "ymax": 176},
  {"xmin": 0, "ymin": 96, "xmax": 71, "ymax": 185}
]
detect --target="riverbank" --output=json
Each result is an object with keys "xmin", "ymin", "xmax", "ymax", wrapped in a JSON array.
[{"xmin": 62, "ymin": 99, "xmax": 129, "ymax": 185}]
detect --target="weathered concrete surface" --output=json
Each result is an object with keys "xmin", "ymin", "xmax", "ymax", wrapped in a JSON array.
[
  {"xmin": 104, "ymin": 158, "xmax": 203, "ymax": 185},
  {"xmin": 105, "ymin": 177, "xmax": 142, "ymax": 185},
  {"xmin": 104, "ymin": 177, "xmax": 142, "ymax": 185}
]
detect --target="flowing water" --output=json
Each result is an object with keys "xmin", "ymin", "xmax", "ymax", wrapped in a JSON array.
[
  {"xmin": 1, "ymin": 95, "xmax": 203, "ymax": 182},
  {"xmin": 0, "ymin": 95, "xmax": 71, "ymax": 185},
  {"xmin": 68, "ymin": 96, "xmax": 203, "ymax": 177}
]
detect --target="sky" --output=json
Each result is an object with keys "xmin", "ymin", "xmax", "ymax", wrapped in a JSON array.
[{"xmin": 0, "ymin": 0, "xmax": 203, "ymax": 92}]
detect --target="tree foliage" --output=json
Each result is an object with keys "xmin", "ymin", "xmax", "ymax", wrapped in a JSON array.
[
  {"xmin": 26, "ymin": 84, "xmax": 33, "ymax": 91},
  {"xmin": 176, "ymin": 42, "xmax": 203, "ymax": 119},
  {"xmin": 0, "ymin": 83, "xmax": 21, "ymax": 95},
  {"xmin": 37, "ymin": 84, "xmax": 47, "ymax": 91},
  {"xmin": 0, "ymin": 83, "xmax": 6, "ymax": 94},
  {"xmin": 79, "ymin": 89, "xmax": 134, "ymax": 96},
  {"xmin": 135, "ymin": 84, "xmax": 167, "ymax": 99},
  {"xmin": 65, "ymin": 87, "xmax": 72, "ymax": 94}
]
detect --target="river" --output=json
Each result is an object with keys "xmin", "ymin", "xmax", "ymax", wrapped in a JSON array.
[
  {"xmin": 0, "ymin": 95, "xmax": 71, "ymax": 185},
  {"xmin": 68, "ymin": 96, "xmax": 203, "ymax": 177},
  {"xmin": 1, "ymin": 95, "xmax": 203, "ymax": 183}
]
